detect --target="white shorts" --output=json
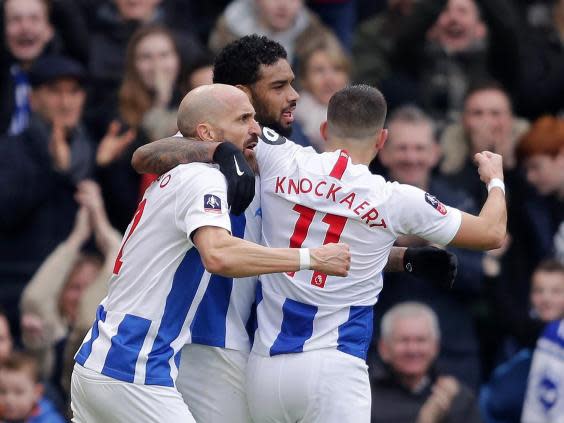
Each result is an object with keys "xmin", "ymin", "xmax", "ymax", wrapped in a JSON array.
[
  {"xmin": 176, "ymin": 344, "xmax": 251, "ymax": 423},
  {"xmin": 246, "ymin": 349, "xmax": 371, "ymax": 423},
  {"xmin": 71, "ymin": 364, "xmax": 196, "ymax": 423}
]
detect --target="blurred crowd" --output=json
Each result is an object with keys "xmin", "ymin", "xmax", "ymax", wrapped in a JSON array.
[{"xmin": 0, "ymin": 0, "xmax": 563, "ymax": 422}]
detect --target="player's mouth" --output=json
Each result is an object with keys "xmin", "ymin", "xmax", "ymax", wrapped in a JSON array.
[
  {"xmin": 245, "ymin": 140, "xmax": 258, "ymax": 150},
  {"xmin": 281, "ymin": 106, "xmax": 295, "ymax": 125},
  {"xmin": 245, "ymin": 136, "xmax": 258, "ymax": 151}
]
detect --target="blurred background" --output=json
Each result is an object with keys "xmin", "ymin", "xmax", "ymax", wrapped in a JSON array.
[{"xmin": 0, "ymin": 0, "xmax": 563, "ymax": 421}]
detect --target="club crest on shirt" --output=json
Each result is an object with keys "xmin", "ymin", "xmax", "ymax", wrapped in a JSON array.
[
  {"xmin": 425, "ymin": 192, "xmax": 447, "ymax": 215},
  {"xmin": 204, "ymin": 194, "xmax": 222, "ymax": 213}
]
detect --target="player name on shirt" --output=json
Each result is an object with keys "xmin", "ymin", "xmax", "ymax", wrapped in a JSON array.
[{"xmin": 274, "ymin": 176, "xmax": 387, "ymax": 229}]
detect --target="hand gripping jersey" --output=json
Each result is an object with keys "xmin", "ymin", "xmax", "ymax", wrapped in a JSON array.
[
  {"xmin": 189, "ymin": 179, "xmax": 262, "ymax": 352},
  {"xmin": 252, "ymin": 127, "xmax": 462, "ymax": 360},
  {"xmin": 75, "ymin": 164, "xmax": 232, "ymax": 387}
]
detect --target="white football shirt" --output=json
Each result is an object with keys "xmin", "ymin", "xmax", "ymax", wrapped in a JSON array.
[
  {"xmin": 75, "ymin": 163, "xmax": 231, "ymax": 387},
  {"xmin": 188, "ymin": 179, "xmax": 262, "ymax": 352},
  {"xmin": 252, "ymin": 127, "xmax": 462, "ymax": 360}
]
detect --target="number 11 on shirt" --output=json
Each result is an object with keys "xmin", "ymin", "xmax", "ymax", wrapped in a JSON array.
[{"xmin": 288, "ymin": 204, "xmax": 347, "ymax": 288}]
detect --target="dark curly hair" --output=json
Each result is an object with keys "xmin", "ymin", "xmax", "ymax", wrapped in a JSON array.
[{"xmin": 213, "ymin": 35, "xmax": 287, "ymax": 86}]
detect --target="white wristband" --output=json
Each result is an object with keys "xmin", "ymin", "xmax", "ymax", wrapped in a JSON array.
[
  {"xmin": 487, "ymin": 178, "xmax": 505, "ymax": 194},
  {"xmin": 299, "ymin": 248, "xmax": 311, "ymax": 270}
]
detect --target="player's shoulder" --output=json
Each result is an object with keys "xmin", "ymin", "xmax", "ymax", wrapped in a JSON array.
[
  {"xmin": 258, "ymin": 126, "xmax": 288, "ymax": 145},
  {"xmin": 173, "ymin": 162, "xmax": 221, "ymax": 178},
  {"xmin": 383, "ymin": 181, "xmax": 426, "ymax": 203},
  {"xmin": 167, "ymin": 163, "xmax": 225, "ymax": 188},
  {"xmin": 340, "ymin": 159, "xmax": 390, "ymax": 192}
]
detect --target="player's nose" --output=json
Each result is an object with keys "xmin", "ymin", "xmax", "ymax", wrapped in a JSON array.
[{"xmin": 250, "ymin": 119, "xmax": 261, "ymax": 135}]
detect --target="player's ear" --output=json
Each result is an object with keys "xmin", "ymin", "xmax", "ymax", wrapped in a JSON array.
[
  {"xmin": 376, "ymin": 128, "xmax": 388, "ymax": 150},
  {"xmin": 320, "ymin": 120, "xmax": 329, "ymax": 142},
  {"xmin": 196, "ymin": 123, "xmax": 215, "ymax": 142}
]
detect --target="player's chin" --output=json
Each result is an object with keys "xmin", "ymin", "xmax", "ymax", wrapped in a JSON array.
[
  {"xmin": 244, "ymin": 148, "xmax": 256, "ymax": 160},
  {"xmin": 244, "ymin": 150, "xmax": 259, "ymax": 173}
]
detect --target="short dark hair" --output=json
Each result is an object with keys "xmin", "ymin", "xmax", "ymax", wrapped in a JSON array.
[
  {"xmin": 463, "ymin": 79, "xmax": 511, "ymax": 106},
  {"xmin": 327, "ymin": 84, "xmax": 387, "ymax": 139},
  {"xmin": 534, "ymin": 259, "xmax": 564, "ymax": 275},
  {"xmin": 0, "ymin": 351, "xmax": 40, "ymax": 383},
  {"xmin": 213, "ymin": 35, "xmax": 287, "ymax": 86}
]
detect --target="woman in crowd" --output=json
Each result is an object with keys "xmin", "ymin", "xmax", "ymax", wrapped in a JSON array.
[
  {"xmin": 294, "ymin": 34, "xmax": 350, "ymax": 151},
  {"xmin": 95, "ymin": 25, "xmax": 184, "ymax": 232}
]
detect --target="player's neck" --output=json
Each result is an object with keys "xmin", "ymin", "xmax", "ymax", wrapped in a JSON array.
[{"xmin": 326, "ymin": 139, "xmax": 374, "ymax": 166}]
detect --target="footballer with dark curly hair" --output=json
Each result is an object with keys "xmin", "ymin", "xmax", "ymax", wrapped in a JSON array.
[{"xmin": 213, "ymin": 34, "xmax": 298, "ymax": 138}]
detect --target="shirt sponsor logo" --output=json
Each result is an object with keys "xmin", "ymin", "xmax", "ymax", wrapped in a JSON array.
[
  {"xmin": 204, "ymin": 194, "xmax": 222, "ymax": 213},
  {"xmin": 425, "ymin": 192, "xmax": 447, "ymax": 215}
]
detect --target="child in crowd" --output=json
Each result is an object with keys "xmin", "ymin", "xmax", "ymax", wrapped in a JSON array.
[
  {"xmin": 480, "ymin": 259, "xmax": 564, "ymax": 423},
  {"xmin": 0, "ymin": 352, "xmax": 65, "ymax": 423}
]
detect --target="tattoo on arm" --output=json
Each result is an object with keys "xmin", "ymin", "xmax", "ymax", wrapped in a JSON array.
[{"xmin": 132, "ymin": 138, "xmax": 217, "ymax": 175}]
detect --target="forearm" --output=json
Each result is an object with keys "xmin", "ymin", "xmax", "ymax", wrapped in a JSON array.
[
  {"xmin": 478, "ymin": 189, "xmax": 507, "ymax": 243},
  {"xmin": 198, "ymin": 233, "xmax": 301, "ymax": 278},
  {"xmin": 452, "ymin": 189, "xmax": 507, "ymax": 250},
  {"xmin": 383, "ymin": 247, "xmax": 407, "ymax": 272},
  {"xmin": 21, "ymin": 241, "xmax": 80, "ymax": 316},
  {"xmin": 131, "ymin": 137, "xmax": 217, "ymax": 175}
]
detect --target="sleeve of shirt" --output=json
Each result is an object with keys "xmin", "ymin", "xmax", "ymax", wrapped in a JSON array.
[
  {"xmin": 255, "ymin": 126, "xmax": 316, "ymax": 181},
  {"xmin": 175, "ymin": 165, "xmax": 232, "ymax": 244},
  {"xmin": 386, "ymin": 183, "xmax": 462, "ymax": 245}
]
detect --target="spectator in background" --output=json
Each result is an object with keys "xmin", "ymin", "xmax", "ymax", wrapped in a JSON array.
[
  {"xmin": 0, "ymin": 352, "xmax": 65, "ymax": 423},
  {"xmin": 352, "ymin": 0, "xmax": 418, "ymax": 87},
  {"xmin": 180, "ymin": 51, "xmax": 214, "ymax": 93},
  {"xmin": 294, "ymin": 33, "xmax": 350, "ymax": 151},
  {"xmin": 513, "ymin": 0, "xmax": 564, "ymax": 119},
  {"xmin": 0, "ymin": 311, "xmax": 13, "ymax": 366},
  {"xmin": 84, "ymin": 0, "xmax": 202, "ymax": 134},
  {"xmin": 307, "ymin": 0, "xmax": 357, "ymax": 50},
  {"xmin": 521, "ymin": 317, "xmax": 564, "ymax": 422},
  {"xmin": 518, "ymin": 116, "xmax": 564, "ymax": 263},
  {"xmin": 0, "ymin": 0, "xmax": 54, "ymax": 135},
  {"xmin": 19, "ymin": 181, "xmax": 121, "ymax": 403},
  {"xmin": 0, "ymin": 56, "xmax": 95, "ymax": 339},
  {"xmin": 353, "ymin": 0, "xmax": 520, "ymax": 126},
  {"xmin": 94, "ymin": 25, "xmax": 184, "ymax": 232},
  {"xmin": 0, "ymin": 0, "xmax": 90, "ymax": 137},
  {"xmin": 440, "ymin": 81, "xmax": 529, "ymax": 179},
  {"xmin": 441, "ymin": 84, "xmax": 554, "ymax": 364},
  {"xmin": 208, "ymin": 0, "xmax": 330, "ymax": 63},
  {"xmin": 480, "ymin": 260, "xmax": 564, "ymax": 423},
  {"xmin": 371, "ymin": 302, "xmax": 481, "ymax": 423},
  {"xmin": 375, "ymin": 105, "xmax": 485, "ymax": 390},
  {"xmin": 118, "ymin": 25, "xmax": 182, "ymax": 141}
]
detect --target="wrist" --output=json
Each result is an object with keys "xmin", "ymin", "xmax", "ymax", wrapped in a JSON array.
[
  {"xmin": 299, "ymin": 248, "xmax": 311, "ymax": 270},
  {"xmin": 487, "ymin": 178, "xmax": 505, "ymax": 194}
]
